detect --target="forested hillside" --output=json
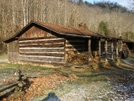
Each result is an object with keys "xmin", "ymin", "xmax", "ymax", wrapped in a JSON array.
[{"xmin": 0, "ymin": 0, "xmax": 134, "ymax": 52}]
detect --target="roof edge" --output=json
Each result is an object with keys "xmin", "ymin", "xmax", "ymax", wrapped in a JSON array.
[{"xmin": 3, "ymin": 21, "xmax": 35, "ymax": 43}]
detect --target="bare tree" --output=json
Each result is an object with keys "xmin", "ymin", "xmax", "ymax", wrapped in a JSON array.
[{"xmin": 0, "ymin": 0, "xmax": 134, "ymax": 42}]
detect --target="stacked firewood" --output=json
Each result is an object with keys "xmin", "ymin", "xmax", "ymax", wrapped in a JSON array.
[{"xmin": 66, "ymin": 51, "xmax": 88, "ymax": 64}]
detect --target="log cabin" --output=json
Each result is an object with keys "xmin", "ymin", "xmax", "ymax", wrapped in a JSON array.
[
  {"xmin": 3, "ymin": 21, "xmax": 134, "ymax": 66},
  {"xmin": 4, "ymin": 21, "xmax": 105, "ymax": 65}
]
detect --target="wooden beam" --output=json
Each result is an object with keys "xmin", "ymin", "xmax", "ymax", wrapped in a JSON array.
[
  {"xmin": 116, "ymin": 41, "xmax": 119, "ymax": 58},
  {"xmin": 118, "ymin": 40, "xmax": 123, "ymax": 58},
  {"xmin": 88, "ymin": 39, "xmax": 92, "ymax": 65},
  {"xmin": 105, "ymin": 40, "xmax": 108, "ymax": 61},
  {"xmin": 111, "ymin": 41, "xmax": 114, "ymax": 60},
  {"xmin": 98, "ymin": 39, "xmax": 101, "ymax": 58}
]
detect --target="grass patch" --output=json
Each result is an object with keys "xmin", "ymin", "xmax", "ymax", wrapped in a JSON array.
[{"xmin": 0, "ymin": 53, "xmax": 7, "ymax": 58}]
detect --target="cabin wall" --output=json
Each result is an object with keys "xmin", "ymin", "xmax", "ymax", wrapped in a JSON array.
[
  {"xmin": 17, "ymin": 26, "xmax": 65, "ymax": 65},
  {"xmin": 20, "ymin": 26, "xmax": 56, "ymax": 39},
  {"xmin": 19, "ymin": 37, "xmax": 65, "ymax": 65},
  {"xmin": 8, "ymin": 40, "xmax": 19, "ymax": 63}
]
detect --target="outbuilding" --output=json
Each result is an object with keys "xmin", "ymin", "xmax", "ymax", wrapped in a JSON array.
[{"xmin": 4, "ymin": 21, "xmax": 104, "ymax": 65}]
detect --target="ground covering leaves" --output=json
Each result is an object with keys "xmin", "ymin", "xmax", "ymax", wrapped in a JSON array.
[{"xmin": 0, "ymin": 54, "xmax": 134, "ymax": 101}]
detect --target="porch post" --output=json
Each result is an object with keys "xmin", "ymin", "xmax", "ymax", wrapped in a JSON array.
[
  {"xmin": 64, "ymin": 39, "xmax": 67, "ymax": 64},
  {"xmin": 98, "ymin": 39, "xmax": 101, "ymax": 59},
  {"xmin": 105, "ymin": 39, "xmax": 108, "ymax": 61},
  {"xmin": 118, "ymin": 40, "xmax": 123, "ymax": 58},
  {"xmin": 111, "ymin": 41, "xmax": 114, "ymax": 60},
  {"xmin": 118, "ymin": 36, "xmax": 123, "ymax": 58},
  {"xmin": 88, "ymin": 38, "xmax": 92, "ymax": 65},
  {"xmin": 116, "ymin": 40, "xmax": 119, "ymax": 58},
  {"xmin": 133, "ymin": 43, "xmax": 134, "ymax": 53}
]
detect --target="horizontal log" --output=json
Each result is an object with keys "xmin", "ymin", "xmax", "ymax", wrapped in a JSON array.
[
  {"xmin": 0, "ymin": 86, "xmax": 16, "ymax": 97},
  {"xmin": 0, "ymin": 81, "xmax": 18, "ymax": 93},
  {"xmin": 65, "ymin": 43, "xmax": 86, "ymax": 47},
  {"xmin": 19, "ymin": 44, "xmax": 64, "ymax": 48},
  {"xmin": 66, "ymin": 41, "xmax": 86, "ymax": 45},
  {"xmin": 66, "ymin": 45, "xmax": 86, "ymax": 49},
  {"xmin": 19, "ymin": 60, "xmax": 64, "ymax": 65},
  {"xmin": 19, "ymin": 47, "xmax": 64, "ymax": 50},
  {"xmin": 19, "ymin": 40, "xmax": 64, "ymax": 45},
  {"xmin": 19, "ymin": 51, "xmax": 64, "ymax": 54},
  {"xmin": 19, "ymin": 38, "xmax": 64, "ymax": 43},
  {"xmin": 19, "ymin": 42, "xmax": 64, "ymax": 46},
  {"xmin": 65, "ymin": 48, "xmax": 86, "ymax": 51},
  {"xmin": 19, "ymin": 54, "xmax": 64, "ymax": 59},
  {"xmin": 19, "ymin": 48, "xmax": 64, "ymax": 53},
  {"xmin": 0, "ymin": 79, "xmax": 26, "ymax": 97},
  {"xmin": 19, "ymin": 52, "xmax": 64, "ymax": 57},
  {"xmin": 19, "ymin": 57, "xmax": 64, "ymax": 63},
  {"xmin": 66, "ymin": 40, "xmax": 86, "ymax": 42}
]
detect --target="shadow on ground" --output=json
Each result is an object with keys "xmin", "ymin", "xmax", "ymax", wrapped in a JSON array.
[{"xmin": 41, "ymin": 92, "xmax": 61, "ymax": 101}]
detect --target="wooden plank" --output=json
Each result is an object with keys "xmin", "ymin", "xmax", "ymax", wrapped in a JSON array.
[{"xmin": 19, "ymin": 38, "xmax": 64, "ymax": 43}]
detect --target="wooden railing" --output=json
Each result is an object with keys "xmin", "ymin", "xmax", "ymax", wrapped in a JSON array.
[{"xmin": 0, "ymin": 69, "xmax": 27, "ymax": 98}]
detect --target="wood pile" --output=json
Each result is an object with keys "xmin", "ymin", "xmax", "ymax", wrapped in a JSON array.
[{"xmin": 66, "ymin": 51, "xmax": 88, "ymax": 65}]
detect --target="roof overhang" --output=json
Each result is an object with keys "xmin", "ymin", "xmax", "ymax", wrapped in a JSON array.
[{"xmin": 3, "ymin": 21, "xmax": 92, "ymax": 43}]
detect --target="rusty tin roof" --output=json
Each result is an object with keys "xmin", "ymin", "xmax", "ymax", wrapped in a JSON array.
[{"xmin": 4, "ymin": 21, "xmax": 104, "ymax": 43}]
